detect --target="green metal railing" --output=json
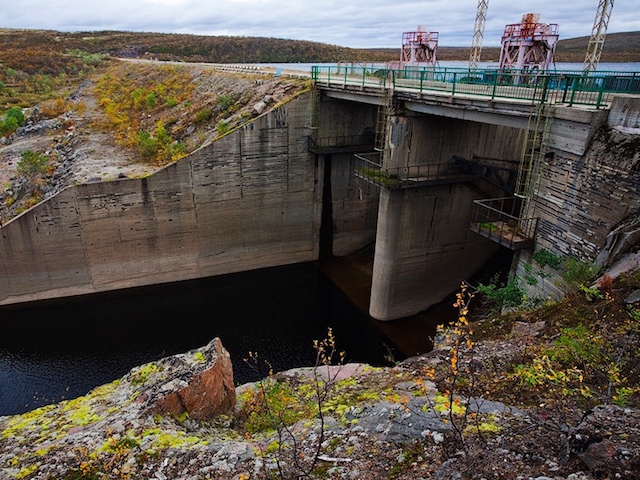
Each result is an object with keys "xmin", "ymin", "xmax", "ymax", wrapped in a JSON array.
[
  {"xmin": 311, "ymin": 65, "xmax": 640, "ymax": 108},
  {"xmin": 469, "ymin": 197, "xmax": 537, "ymax": 250},
  {"xmin": 353, "ymin": 153, "xmax": 475, "ymax": 189}
]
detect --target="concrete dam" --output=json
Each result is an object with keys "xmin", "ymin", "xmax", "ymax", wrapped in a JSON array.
[{"xmin": 2, "ymin": 66, "xmax": 639, "ymax": 320}]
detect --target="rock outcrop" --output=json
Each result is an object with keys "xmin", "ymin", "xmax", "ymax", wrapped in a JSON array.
[{"xmin": 149, "ymin": 337, "xmax": 236, "ymax": 420}]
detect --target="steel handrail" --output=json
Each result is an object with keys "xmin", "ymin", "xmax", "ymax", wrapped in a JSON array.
[{"xmin": 312, "ymin": 65, "xmax": 640, "ymax": 108}]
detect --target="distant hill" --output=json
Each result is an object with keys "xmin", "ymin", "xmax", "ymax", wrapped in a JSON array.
[
  {"xmin": 379, "ymin": 32, "xmax": 640, "ymax": 63},
  {"xmin": 0, "ymin": 29, "xmax": 638, "ymax": 74},
  {"xmin": 554, "ymin": 31, "xmax": 640, "ymax": 62},
  {"xmin": 0, "ymin": 29, "xmax": 394, "ymax": 70}
]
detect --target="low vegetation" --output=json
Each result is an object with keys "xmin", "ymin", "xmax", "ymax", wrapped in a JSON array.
[{"xmin": 92, "ymin": 62, "xmax": 309, "ymax": 166}]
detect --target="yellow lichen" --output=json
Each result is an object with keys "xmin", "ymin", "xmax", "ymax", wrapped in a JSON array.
[
  {"xmin": 1, "ymin": 404, "xmax": 56, "ymax": 440},
  {"xmin": 16, "ymin": 464, "xmax": 38, "ymax": 479},
  {"xmin": 130, "ymin": 363, "xmax": 159, "ymax": 385},
  {"xmin": 141, "ymin": 428, "xmax": 208, "ymax": 450},
  {"xmin": 34, "ymin": 446, "xmax": 53, "ymax": 457}
]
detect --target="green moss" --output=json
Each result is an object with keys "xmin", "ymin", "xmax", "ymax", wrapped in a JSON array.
[{"xmin": 193, "ymin": 351, "xmax": 206, "ymax": 363}]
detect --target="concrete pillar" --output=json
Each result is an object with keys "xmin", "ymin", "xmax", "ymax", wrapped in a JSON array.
[
  {"xmin": 369, "ymin": 185, "xmax": 498, "ymax": 320},
  {"xmin": 370, "ymin": 111, "xmax": 500, "ymax": 321}
]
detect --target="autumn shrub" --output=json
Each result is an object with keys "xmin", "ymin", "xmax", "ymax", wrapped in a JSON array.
[
  {"xmin": 193, "ymin": 107, "xmax": 212, "ymax": 124},
  {"xmin": 0, "ymin": 116, "xmax": 20, "ymax": 136},
  {"xmin": 6, "ymin": 106, "xmax": 25, "ymax": 126},
  {"xmin": 145, "ymin": 91, "xmax": 157, "ymax": 108},
  {"xmin": 164, "ymin": 97, "xmax": 179, "ymax": 107},
  {"xmin": 95, "ymin": 64, "xmax": 194, "ymax": 164},
  {"xmin": 216, "ymin": 120, "xmax": 230, "ymax": 136},
  {"xmin": 216, "ymin": 94, "xmax": 235, "ymax": 112},
  {"xmin": 40, "ymin": 97, "xmax": 68, "ymax": 118},
  {"xmin": 562, "ymin": 256, "xmax": 599, "ymax": 289},
  {"xmin": 598, "ymin": 273, "xmax": 614, "ymax": 296},
  {"xmin": 236, "ymin": 378, "xmax": 312, "ymax": 434},
  {"xmin": 0, "ymin": 107, "xmax": 26, "ymax": 136},
  {"xmin": 507, "ymin": 283, "xmax": 640, "ymax": 410},
  {"xmin": 135, "ymin": 122, "xmax": 186, "ymax": 163},
  {"xmin": 239, "ymin": 329, "xmax": 345, "ymax": 479}
]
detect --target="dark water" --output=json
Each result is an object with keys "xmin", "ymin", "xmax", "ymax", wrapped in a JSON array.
[{"xmin": 0, "ymin": 262, "xmax": 404, "ymax": 417}]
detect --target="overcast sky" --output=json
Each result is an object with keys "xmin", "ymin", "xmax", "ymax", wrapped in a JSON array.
[{"xmin": 2, "ymin": 0, "xmax": 639, "ymax": 48}]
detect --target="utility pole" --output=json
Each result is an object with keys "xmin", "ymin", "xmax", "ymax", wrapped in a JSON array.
[
  {"xmin": 584, "ymin": 0, "xmax": 615, "ymax": 73},
  {"xmin": 469, "ymin": 0, "xmax": 489, "ymax": 69}
]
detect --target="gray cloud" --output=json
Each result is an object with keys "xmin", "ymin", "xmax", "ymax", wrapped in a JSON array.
[{"xmin": 1, "ymin": 0, "xmax": 638, "ymax": 48}]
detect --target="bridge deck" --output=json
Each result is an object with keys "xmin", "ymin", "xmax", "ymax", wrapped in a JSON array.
[{"xmin": 313, "ymin": 65, "xmax": 640, "ymax": 109}]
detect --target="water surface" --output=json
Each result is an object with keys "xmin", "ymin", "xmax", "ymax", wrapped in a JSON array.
[{"xmin": 0, "ymin": 263, "xmax": 401, "ymax": 416}]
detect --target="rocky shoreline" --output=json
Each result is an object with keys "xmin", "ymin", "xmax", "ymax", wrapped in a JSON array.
[{"xmin": 1, "ymin": 317, "xmax": 638, "ymax": 479}]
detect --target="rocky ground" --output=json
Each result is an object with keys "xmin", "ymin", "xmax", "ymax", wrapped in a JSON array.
[{"xmin": 0, "ymin": 77, "xmax": 152, "ymax": 222}]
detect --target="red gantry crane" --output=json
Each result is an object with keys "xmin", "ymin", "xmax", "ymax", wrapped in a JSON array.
[
  {"xmin": 498, "ymin": 13, "xmax": 559, "ymax": 72},
  {"xmin": 399, "ymin": 25, "xmax": 439, "ymax": 68}
]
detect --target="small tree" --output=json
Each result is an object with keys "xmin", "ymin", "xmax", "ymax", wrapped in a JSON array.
[
  {"xmin": 17, "ymin": 150, "xmax": 50, "ymax": 190},
  {"xmin": 0, "ymin": 107, "xmax": 25, "ymax": 136},
  {"xmin": 6, "ymin": 107, "xmax": 25, "ymax": 126}
]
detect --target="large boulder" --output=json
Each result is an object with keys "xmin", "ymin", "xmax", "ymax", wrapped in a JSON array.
[{"xmin": 127, "ymin": 337, "xmax": 236, "ymax": 420}]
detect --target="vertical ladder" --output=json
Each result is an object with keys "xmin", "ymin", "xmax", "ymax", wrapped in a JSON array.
[
  {"xmin": 374, "ymin": 87, "xmax": 393, "ymax": 153},
  {"xmin": 515, "ymin": 101, "xmax": 555, "ymax": 235}
]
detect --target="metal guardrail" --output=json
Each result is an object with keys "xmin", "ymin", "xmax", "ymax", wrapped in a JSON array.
[
  {"xmin": 469, "ymin": 197, "xmax": 537, "ymax": 250},
  {"xmin": 353, "ymin": 153, "xmax": 475, "ymax": 189},
  {"xmin": 312, "ymin": 65, "xmax": 640, "ymax": 108}
]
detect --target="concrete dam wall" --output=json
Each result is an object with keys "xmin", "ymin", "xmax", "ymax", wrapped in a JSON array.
[
  {"xmin": 514, "ymin": 97, "xmax": 640, "ymax": 298},
  {"xmin": 5, "ymin": 80, "xmax": 637, "ymax": 320},
  {"xmin": 0, "ymin": 93, "xmax": 325, "ymax": 305}
]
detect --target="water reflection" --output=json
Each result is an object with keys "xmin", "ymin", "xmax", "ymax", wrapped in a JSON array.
[{"xmin": 0, "ymin": 263, "xmax": 402, "ymax": 416}]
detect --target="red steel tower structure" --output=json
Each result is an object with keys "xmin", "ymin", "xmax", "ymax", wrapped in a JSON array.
[
  {"xmin": 498, "ymin": 13, "xmax": 559, "ymax": 71},
  {"xmin": 400, "ymin": 26, "xmax": 439, "ymax": 68}
]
